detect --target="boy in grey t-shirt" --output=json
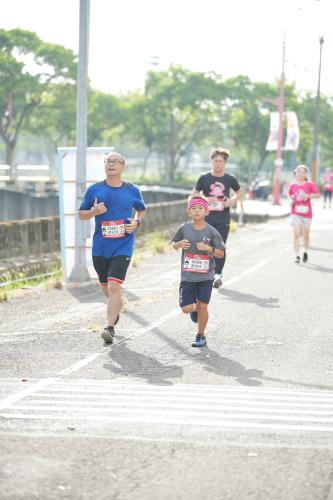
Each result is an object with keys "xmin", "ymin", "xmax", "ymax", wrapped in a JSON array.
[{"xmin": 172, "ymin": 196, "xmax": 225, "ymax": 347}]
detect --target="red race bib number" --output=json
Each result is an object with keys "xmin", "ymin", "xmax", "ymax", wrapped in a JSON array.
[
  {"xmin": 101, "ymin": 219, "xmax": 125, "ymax": 238},
  {"xmin": 183, "ymin": 253, "xmax": 209, "ymax": 273}
]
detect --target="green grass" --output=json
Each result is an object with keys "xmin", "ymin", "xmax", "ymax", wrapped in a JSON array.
[{"xmin": 0, "ymin": 264, "xmax": 62, "ymax": 302}]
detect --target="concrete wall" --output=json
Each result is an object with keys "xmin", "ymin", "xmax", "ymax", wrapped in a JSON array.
[
  {"xmin": 0, "ymin": 217, "xmax": 60, "ymax": 260},
  {"xmin": 0, "ymin": 187, "xmax": 191, "ymax": 222},
  {"xmin": 0, "ymin": 200, "xmax": 188, "ymax": 262}
]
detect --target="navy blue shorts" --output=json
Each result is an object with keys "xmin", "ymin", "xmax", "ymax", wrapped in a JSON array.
[{"xmin": 179, "ymin": 280, "xmax": 214, "ymax": 307}]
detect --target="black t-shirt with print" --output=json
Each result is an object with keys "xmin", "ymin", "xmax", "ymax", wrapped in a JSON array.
[{"xmin": 195, "ymin": 172, "xmax": 241, "ymax": 225}]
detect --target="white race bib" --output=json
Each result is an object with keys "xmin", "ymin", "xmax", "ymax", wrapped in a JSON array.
[
  {"xmin": 208, "ymin": 197, "xmax": 224, "ymax": 211},
  {"xmin": 101, "ymin": 219, "xmax": 126, "ymax": 238},
  {"xmin": 183, "ymin": 253, "xmax": 209, "ymax": 273},
  {"xmin": 295, "ymin": 205, "xmax": 309, "ymax": 215}
]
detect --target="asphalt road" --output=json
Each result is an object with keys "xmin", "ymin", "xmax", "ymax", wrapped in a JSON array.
[{"xmin": 0, "ymin": 201, "xmax": 333, "ymax": 500}]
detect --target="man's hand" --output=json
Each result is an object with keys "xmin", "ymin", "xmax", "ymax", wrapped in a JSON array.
[
  {"xmin": 174, "ymin": 239, "xmax": 191, "ymax": 250},
  {"xmin": 223, "ymin": 197, "xmax": 234, "ymax": 208},
  {"xmin": 124, "ymin": 218, "xmax": 139, "ymax": 234},
  {"xmin": 93, "ymin": 198, "xmax": 107, "ymax": 215}
]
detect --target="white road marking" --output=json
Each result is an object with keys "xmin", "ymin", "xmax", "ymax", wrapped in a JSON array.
[{"xmin": 2, "ymin": 381, "xmax": 333, "ymax": 433}]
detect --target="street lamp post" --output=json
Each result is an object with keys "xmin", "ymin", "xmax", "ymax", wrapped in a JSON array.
[{"xmin": 311, "ymin": 36, "xmax": 324, "ymax": 185}]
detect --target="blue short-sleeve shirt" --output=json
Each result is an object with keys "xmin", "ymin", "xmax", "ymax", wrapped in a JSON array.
[{"xmin": 79, "ymin": 180, "xmax": 146, "ymax": 258}]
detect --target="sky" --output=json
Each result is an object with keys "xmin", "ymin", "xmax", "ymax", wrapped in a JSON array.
[{"xmin": 1, "ymin": 0, "xmax": 331, "ymax": 97}]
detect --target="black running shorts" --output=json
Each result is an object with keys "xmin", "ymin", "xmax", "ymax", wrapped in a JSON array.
[{"xmin": 93, "ymin": 255, "xmax": 131, "ymax": 286}]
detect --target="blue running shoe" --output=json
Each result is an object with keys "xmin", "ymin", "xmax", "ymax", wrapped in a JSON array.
[
  {"xmin": 192, "ymin": 334, "xmax": 207, "ymax": 348},
  {"xmin": 190, "ymin": 311, "xmax": 198, "ymax": 323}
]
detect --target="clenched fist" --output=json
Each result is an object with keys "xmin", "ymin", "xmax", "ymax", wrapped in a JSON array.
[{"xmin": 93, "ymin": 197, "xmax": 107, "ymax": 215}]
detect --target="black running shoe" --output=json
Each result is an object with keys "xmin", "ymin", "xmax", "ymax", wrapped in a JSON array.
[
  {"xmin": 295, "ymin": 256, "xmax": 300, "ymax": 264},
  {"xmin": 190, "ymin": 311, "xmax": 198, "ymax": 323},
  {"xmin": 213, "ymin": 277, "xmax": 222, "ymax": 288},
  {"xmin": 101, "ymin": 326, "xmax": 115, "ymax": 343},
  {"xmin": 303, "ymin": 252, "xmax": 308, "ymax": 263}
]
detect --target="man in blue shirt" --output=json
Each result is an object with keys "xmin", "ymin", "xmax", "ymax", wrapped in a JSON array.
[{"xmin": 79, "ymin": 152, "xmax": 146, "ymax": 343}]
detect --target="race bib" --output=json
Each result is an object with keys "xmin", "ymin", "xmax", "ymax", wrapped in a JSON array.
[
  {"xmin": 101, "ymin": 219, "xmax": 126, "ymax": 238},
  {"xmin": 183, "ymin": 253, "xmax": 209, "ymax": 273},
  {"xmin": 295, "ymin": 205, "xmax": 309, "ymax": 214},
  {"xmin": 208, "ymin": 197, "xmax": 224, "ymax": 211}
]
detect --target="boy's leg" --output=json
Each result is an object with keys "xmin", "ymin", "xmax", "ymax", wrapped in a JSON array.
[
  {"xmin": 179, "ymin": 281, "xmax": 197, "ymax": 315},
  {"xmin": 192, "ymin": 280, "xmax": 213, "ymax": 347},
  {"xmin": 197, "ymin": 301, "xmax": 208, "ymax": 334}
]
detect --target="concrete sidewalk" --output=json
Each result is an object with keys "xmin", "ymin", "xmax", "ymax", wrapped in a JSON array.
[{"xmin": 235, "ymin": 197, "xmax": 291, "ymax": 223}]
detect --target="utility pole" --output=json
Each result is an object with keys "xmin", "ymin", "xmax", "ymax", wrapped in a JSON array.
[
  {"xmin": 311, "ymin": 36, "xmax": 324, "ymax": 185},
  {"xmin": 69, "ymin": 0, "xmax": 91, "ymax": 282}
]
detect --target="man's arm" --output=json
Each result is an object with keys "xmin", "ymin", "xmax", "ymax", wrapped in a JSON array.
[
  {"xmin": 224, "ymin": 188, "xmax": 242, "ymax": 208},
  {"xmin": 78, "ymin": 198, "xmax": 106, "ymax": 220}
]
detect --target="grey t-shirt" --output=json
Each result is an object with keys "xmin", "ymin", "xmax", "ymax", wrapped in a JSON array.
[{"xmin": 171, "ymin": 222, "xmax": 225, "ymax": 282}]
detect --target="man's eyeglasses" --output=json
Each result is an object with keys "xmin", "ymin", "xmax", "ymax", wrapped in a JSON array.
[{"xmin": 104, "ymin": 159, "xmax": 124, "ymax": 165}]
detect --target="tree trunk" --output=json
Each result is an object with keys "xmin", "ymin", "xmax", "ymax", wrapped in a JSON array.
[
  {"xmin": 5, "ymin": 141, "xmax": 15, "ymax": 168},
  {"xmin": 140, "ymin": 147, "xmax": 151, "ymax": 179}
]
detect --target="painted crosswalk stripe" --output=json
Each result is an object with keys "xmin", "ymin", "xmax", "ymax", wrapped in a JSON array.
[{"xmin": 1, "ymin": 381, "xmax": 333, "ymax": 433}]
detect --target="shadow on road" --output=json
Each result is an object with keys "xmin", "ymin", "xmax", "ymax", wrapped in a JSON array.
[
  {"xmin": 309, "ymin": 246, "xmax": 333, "ymax": 253},
  {"xmin": 104, "ymin": 341, "xmax": 183, "ymax": 386},
  {"xmin": 218, "ymin": 289, "xmax": 280, "ymax": 308},
  {"xmin": 105, "ymin": 309, "xmax": 333, "ymax": 392},
  {"xmin": 193, "ymin": 347, "xmax": 263, "ymax": 386},
  {"xmin": 303, "ymin": 263, "xmax": 333, "ymax": 273},
  {"xmin": 105, "ymin": 310, "xmax": 264, "ymax": 387}
]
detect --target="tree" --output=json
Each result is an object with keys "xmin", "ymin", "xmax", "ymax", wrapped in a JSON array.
[
  {"xmin": 87, "ymin": 90, "xmax": 125, "ymax": 147},
  {"xmin": 131, "ymin": 66, "xmax": 225, "ymax": 182},
  {"xmin": 0, "ymin": 28, "xmax": 76, "ymax": 166}
]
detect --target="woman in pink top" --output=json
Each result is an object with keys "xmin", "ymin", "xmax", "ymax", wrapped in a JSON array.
[
  {"xmin": 322, "ymin": 168, "xmax": 333, "ymax": 208},
  {"xmin": 288, "ymin": 165, "xmax": 320, "ymax": 264}
]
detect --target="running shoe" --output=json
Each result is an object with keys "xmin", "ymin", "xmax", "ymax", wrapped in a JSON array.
[
  {"xmin": 213, "ymin": 277, "xmax": 223, "ymax": 288},
  {"xmin": 303, "ymin": 252, "xmax": 308, "ymax": 263},
  {"xmin": 192, "ymin": 334, "xmax": 207, "ymax": 348},
  {"xmin": 190, "ymin": 311, "xmax": 198, "ymax": 323},
  {"xmin": 101, "ymin": 326, "xmax": 115, "ymax": 343},
  {"xmin": 295, "ymin": 256, "xmax": 300, "ymax": 264}
]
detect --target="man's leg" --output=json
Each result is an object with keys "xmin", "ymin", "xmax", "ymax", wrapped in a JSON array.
[
  {"xmin": 213, "ymin": 224, "xmax": 229, "ymax": 288},
  {"xmin": 101, "ymin": 256, "xmax": 131, "ymax": 343},
  {"xmin": 106, "ymin": 279, "xmax": 122, "ymax": 326}
]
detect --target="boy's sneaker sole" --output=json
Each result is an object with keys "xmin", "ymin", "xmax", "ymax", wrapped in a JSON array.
[{"xmin": 101, "ymin": 328, "xmax": 115, "ymax": 343}]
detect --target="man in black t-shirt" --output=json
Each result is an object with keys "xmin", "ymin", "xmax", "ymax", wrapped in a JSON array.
[{"xmin": 192, "ymin": 147, "xmax": 242, "ymax": 288}]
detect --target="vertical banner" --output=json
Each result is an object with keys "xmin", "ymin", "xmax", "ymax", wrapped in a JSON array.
[
  {"xmin": 284, "ymin": 111, "xmax": 300, "ymax": 151},
  {"xmin": 266, "ymin": 112, "xmax": 279, "ymax": 151}
]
